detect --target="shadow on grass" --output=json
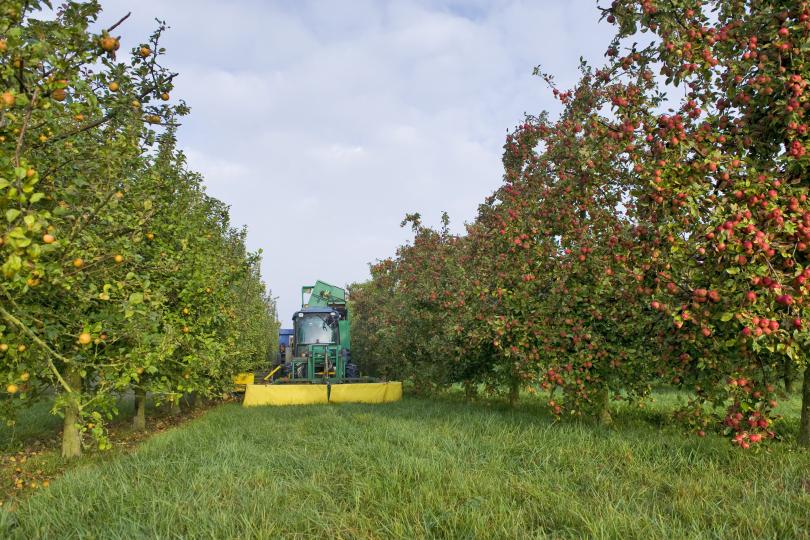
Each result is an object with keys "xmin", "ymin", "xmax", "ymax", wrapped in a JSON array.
[
  {"xmin": 0, "ymin": 392, "xmax": 193, "ymax": 452},
  {"xmin": 364, "ymin": 385, "xmax": 806, "ymax": 449}
]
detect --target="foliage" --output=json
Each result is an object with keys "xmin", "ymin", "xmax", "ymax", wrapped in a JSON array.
[
  {"xmin": 353, "ymin": 0, "xmax": 810, "ymax": 447},
  {"xmin": 0, "ymin": 1, "xmax": 276, "ymax": 457},
  {"xmin": 597, "ymin": 0, "xmax": 810, "ymax": 447},
  {"xmin": 350, "ymin": 213, "xmax": 471, "ymax": 390}
]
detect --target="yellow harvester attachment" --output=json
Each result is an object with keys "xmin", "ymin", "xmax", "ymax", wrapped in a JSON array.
[
  {"xmin": 242, "ymin": 381, "xmax": 402, "ymax": 407},
  {"xmin": 233, "ymin": 373, "xmax": 255, "ymax": 393}
]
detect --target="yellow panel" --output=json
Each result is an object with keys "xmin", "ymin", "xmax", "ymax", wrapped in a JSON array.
[
  {"xmin": 329, "ymin": 382, "xmax": 403, "ymax": 404},
  {"xmin": 330, "ymin": 382, "xmax": 388, "ymax": 404},
  {"xmin": 234, "ymin": 373, "xmax": 254, "ymax": 385},
  {"xmin": 243, "ymin": 384, "xmax": 328, "ymax": 406},
  {"xmin": 242, "ymin": 382, "xmax": 403, "ymax": 406},
  {"xmin": 383, "ymin": 381, "xmax": 403, "ymax": 402}
]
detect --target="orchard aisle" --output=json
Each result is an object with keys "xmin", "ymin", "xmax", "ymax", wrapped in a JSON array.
[{"xmin": 3, "ymin": 394, "xmax": 809, "ymax": 538}]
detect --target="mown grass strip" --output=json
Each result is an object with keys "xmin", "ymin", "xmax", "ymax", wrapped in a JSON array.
[{"xmin": 0, "ymin": 395, "xmax": 807, "ymax": 539}]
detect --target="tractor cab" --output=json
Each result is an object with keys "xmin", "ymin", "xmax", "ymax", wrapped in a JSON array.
[{"xmin": 293, "ymin": 308, "xmax": 340, "ymax": 354}]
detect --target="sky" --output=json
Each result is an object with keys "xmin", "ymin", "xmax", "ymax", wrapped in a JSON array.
[{"xmin": 93, "ymin": 0, "xmax": 615, "ymax": 323}]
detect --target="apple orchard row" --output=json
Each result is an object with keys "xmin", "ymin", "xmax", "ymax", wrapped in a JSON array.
[
  {"xmin": 351, "ymin": 0, "xmax": 810, "ymax": 449},
  {"xmin": 0, "ymin": 2, "xmax": 277, "ymax": 458}
]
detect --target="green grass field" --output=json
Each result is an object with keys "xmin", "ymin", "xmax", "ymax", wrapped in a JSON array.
[{"xmin": 0, "ymin": 392, "xmax": 808, "ymax": 539}]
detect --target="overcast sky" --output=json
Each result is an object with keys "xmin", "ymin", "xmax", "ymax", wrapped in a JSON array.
[{"xmin": 94, "ymin": 0, "xmax": 614, "ymax": 323}]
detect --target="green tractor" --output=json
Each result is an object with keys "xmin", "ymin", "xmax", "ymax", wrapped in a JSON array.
[
  {"xmin": 243, "ymin": 280, "xmax": 401, "ymax": 406},
  {"xmin": 286, "ymin": 280, "xmax": 359, "ymax": 382}
]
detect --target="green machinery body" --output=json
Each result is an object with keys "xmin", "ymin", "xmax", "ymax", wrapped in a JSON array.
[
  {"xmin": 242, "ymin": 280, "xmax": 402, "ymax": 405},
  {"xmin": 284, "ymin": 280, "xmax": 359, "ymax": 383}
]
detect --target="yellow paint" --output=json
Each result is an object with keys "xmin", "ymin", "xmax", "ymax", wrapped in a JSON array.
[
  {"xmin": 263, "ymin": 365, "xmax": 282, "ymax": 381},
  {"xmin": 330, "ymin": 382, "xmax": 403, "ymax": 403},
  {"xmin": 384, "ymin": 381, "xmax": 403, "ymax": 402},
  {"xmin": 330, "ymin": 382, "xmax": 388, "ymax": 404},
  {"xmin": 243, "ymin": 384, "xmax": 328, "ymax": 406},
  {"xmin": 234, "ymin": 373, "xmax": 254, "ymax": 385}
]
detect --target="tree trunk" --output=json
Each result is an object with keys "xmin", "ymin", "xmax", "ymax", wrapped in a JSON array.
[
  {"xmin": 169, "ymin": 397, "xmax": 181, "ymax": 416},
  {"xmin": 133, "ymin": 388, "xmax": 146, "ymax": 431},
  {"xmin": 784, "ymin": 359, "xmax": 797, "ymax": 395},
  {"xmin": 463, "ymin": 381, "xmax": 477, "ymax": 402},
  {"xmin": 596, "ymin": 385, "xmax": 613, "ymax": 426},
  {"xmin": 61, "ymin": 368, "xmax": 82, "ymax": 459},
  {"xmin": 798, "ymin": 368, "xmax": 810, "ymax": 448},
  {"xmin": 181, "ymin": 392, "xmax": 196, "ymax": 411},
  {"xmin": 192, "ymin": 394, "xmax": 206, "ymax": 410},
  {"xmin": 508, "ymin": 379, "xmax": 519, "ymax": 407}
]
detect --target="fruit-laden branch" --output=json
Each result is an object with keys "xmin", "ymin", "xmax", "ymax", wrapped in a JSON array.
[
  {"xmin": 41, "ymin": 73, "xmax": 178, "ymax": 147},
  {"xmin": 40, "ymin": 12, "xmax": 133, "ymax": 83},
  {"xmin": 62, "ymin": 207, "xmax": 158, "ymax": 273},
  {"xmin": 14, "ymin": 88, "xmax": 39, "ymax": 167},
  {"xmin": 0, "ymin": 301, "xmax": 74, "ymax": 393},
  {"xmin": 65, "ymin": 185, "xmax": 125, "ymax": 247}
]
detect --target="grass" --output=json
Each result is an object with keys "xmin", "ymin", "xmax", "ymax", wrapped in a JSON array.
[
  {"xmin": 0, "ymin": 391, "xmax": 807, "ymax": 539},
  {"xmin": 0, "ymin": 400, "xmax": 62, "ymax": 451},
  {"xmin": 0, "ymin": 394, "xmax": 210, "ymax": 509},
  {"xmin": 0, "ymin": 393, "xmax": 157, "ymax": 452}
]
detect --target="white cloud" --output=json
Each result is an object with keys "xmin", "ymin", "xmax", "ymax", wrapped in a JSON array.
[
  {"xmin": 185, "ymin": 150, "xmax": 250, "ymax": 183},
  {"xmin": 91, "ymin": 0, "xmax": 615, "ymax": 322}
]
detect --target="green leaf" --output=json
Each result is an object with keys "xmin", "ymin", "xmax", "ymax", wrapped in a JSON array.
[
  {"xmin": 5, "ymin": 209, "xmax": 20, "ymax": 222},
  {"xmin": 129, "ymin": 292, "xmax": 144, "ymax": 305},
  {"xmin": 12, "ymin": 236, "xmax": 31, "ymax": 248},
  {"xmin": 720, "ymin": 312, "xmax": 734, "ymax": 322},
  {"xmin": 29, "ymin": 192, "xmax": 44, "ymax": 203},
  {"xmin": 1, "ymin": 255, "xmax": 22, "ymax": 277}
]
